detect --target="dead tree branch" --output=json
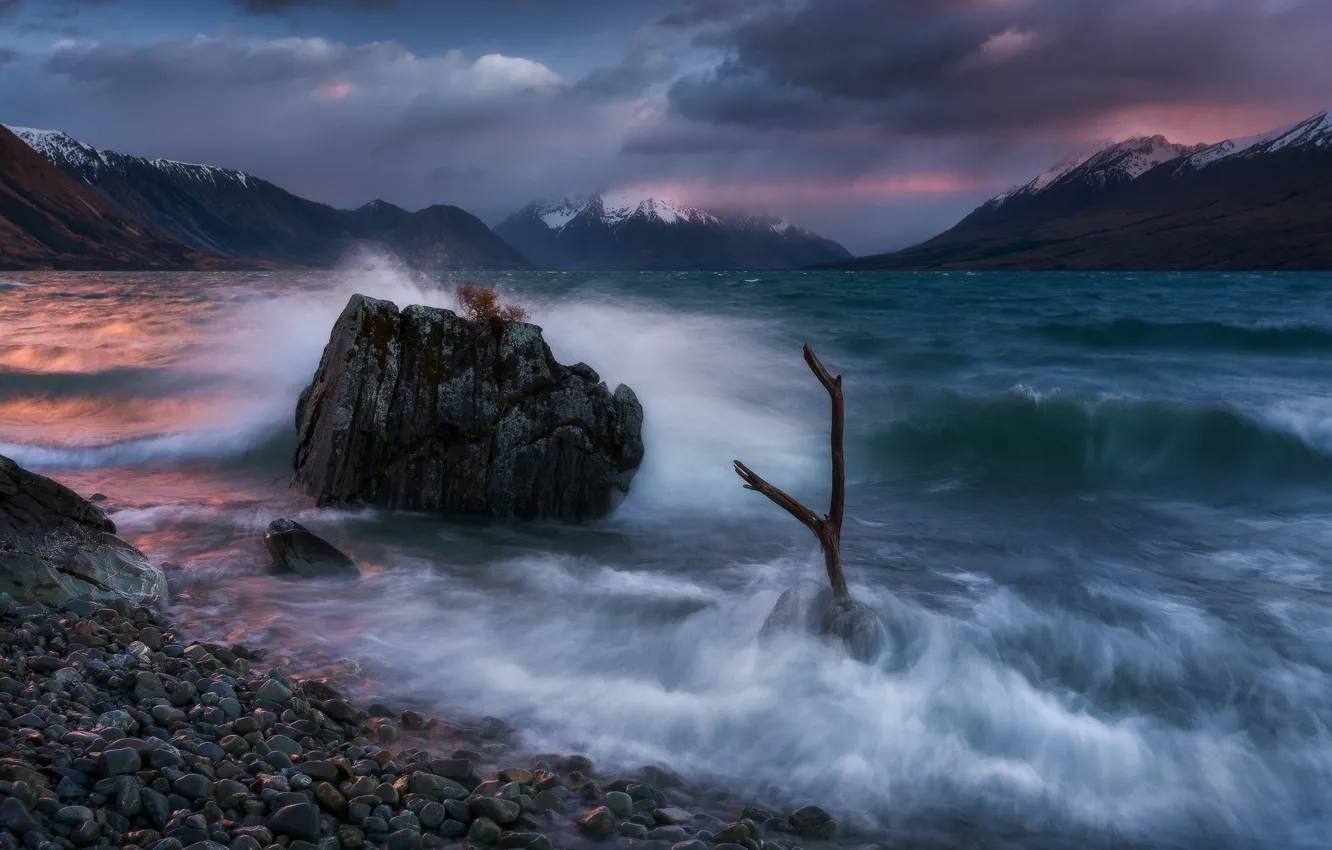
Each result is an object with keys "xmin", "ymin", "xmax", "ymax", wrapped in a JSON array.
[{"xmin": 735, "ymin": 343, "xmax": 849, "ymax": 597}]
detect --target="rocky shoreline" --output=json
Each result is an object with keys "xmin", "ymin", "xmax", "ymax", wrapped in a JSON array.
[{"xmin": 0, "ymin": 588, "xmax": 846, "ymax": 850}]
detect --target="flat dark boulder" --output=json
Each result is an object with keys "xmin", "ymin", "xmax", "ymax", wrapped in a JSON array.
[
  {"xmin": 263, "ymin": 519, "xmax": 360, "ymax": 580},
  {"xmin": 0, "ymin": 454, "xmax": 165, "ymax": 605},
  {"xmin": 291, "ymin": 294, "xmax": 644, "ymax": 521}
]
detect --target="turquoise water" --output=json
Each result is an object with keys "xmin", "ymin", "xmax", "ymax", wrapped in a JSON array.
[{"xmin": 3, "ymin": 267, "xmax": 1332, "ymax": 848}]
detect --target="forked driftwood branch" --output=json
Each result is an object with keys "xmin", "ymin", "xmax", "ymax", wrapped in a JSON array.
[{"xmin": 734, "ymin": 344, "xmax": 848, "ymax": 597}]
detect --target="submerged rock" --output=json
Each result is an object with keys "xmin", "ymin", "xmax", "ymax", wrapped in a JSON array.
[
  {"xmin": 263, "ymin": 518, "xmax": 360, "ymax": 580},
  {"xmin": 758, "ymin": 579, "xmax": 831, "ymax": 640},
  {"xmin": 818, "ymin": 595, "xmax": 887, "ymax": 663},
  {"xmin": 789, "ymin": 805, "xmax": 837, "ymax": 838},
  {"xmin": 292, "ymin": 294, "xmax": 644, "ymax": 521},
  {"xmin": 0, "ymin": 454, "xmax": 166, "ymax": 605},
  {"xmin": 760, "ymin": 578, "xmax": 886, "ymax": 663}
]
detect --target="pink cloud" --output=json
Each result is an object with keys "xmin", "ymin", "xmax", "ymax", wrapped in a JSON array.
[
  {"xmin": 313, "ymin": 81, "xmax": 355, "ymax": 102},
  {"xmin": 965, "ymin": 27, "xmax": 1039, "ymax": 68},
  {"xmin": 643, "ymin": 172, "xmax": 998, "ymax": 209},
  {"xmin": 1085, "ymin": 102, "xmax": 1323, "ymax": 145}
]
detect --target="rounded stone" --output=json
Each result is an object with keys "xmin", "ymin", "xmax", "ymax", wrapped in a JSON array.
[
  {"xmin": 789, "ymin": 805, "xmax": 836, "ymax": 838},
  {"xmin": 579, "ymin": 807, "xmax": 616, "ymax": 838},
  {"xmin": 467, "ymin": 817, "xmax": 501, "ymax": 846}
]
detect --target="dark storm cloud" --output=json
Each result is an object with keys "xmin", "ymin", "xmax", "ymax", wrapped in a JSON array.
[
  {"xmin": 667, "ymin": 0, "xmax": 1332, "ymax": 136},
  {"xmin": 2, "ymin": 31, "xmax": 642, "ymax": 230},
  {"xmin": 656, "ymin": 0, "xmax": 754, "ymax": 29},
  {"xmin": 4, "ymin": 0, "xmax": 122, "ymax": 36},
  {"xmin": 574, "ymin": 43, "xmax": 677, "ymax": 97}
]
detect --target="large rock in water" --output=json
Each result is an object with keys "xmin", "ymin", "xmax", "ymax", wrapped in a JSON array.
[
  {"xmin": 760, "ymin": 579, "xmax": 888, "ymax": 663},
  {"xmin": 0, "ymin": 455, "xmax": 166, "ymax": 605},
  {"xmin": 293, "ymin": 294, "xmax": 645, "ymax": 521},
  {"xmin": 263, "ymin": 518, "xmax": 360, "ymax": 580}
]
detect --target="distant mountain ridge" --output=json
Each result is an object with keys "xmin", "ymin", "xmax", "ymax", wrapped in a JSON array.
[
  {"xmin": 0, "ymin": 123, "xmax": 231, "ymax": 270},
  {"xmin": 496, "ymin": 191, "xmax": 851, "ymax": 270},
  {"xmin": 4, "ymin": 126, "xmax": 530, "ymax": 270},
  {"xmin": 833, "ymin": 110, "xmax": 1332, "ymax": 271}
]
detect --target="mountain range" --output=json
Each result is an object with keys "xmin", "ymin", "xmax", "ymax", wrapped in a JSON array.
[
  {"xmin": 3, "ymin": 125, "xmax": 529, "ymax": 271},
  {"xmin": 1, "ymin": 125, "xmax": 849, "ymax": 272},
  {"xmin": 495, "ymin": 193, "xmax": 851, "ymax": 270},
  {"xmin": 9, "ymin": 111, "xmax": 1332, "ymax": 273},
  {"xmin": 834, "ymin": 110, "xmax": 1332, "ymax": 271},
  {"xmin": 0, "ymin": 124, "xmax": 230, "ymax": 270}
]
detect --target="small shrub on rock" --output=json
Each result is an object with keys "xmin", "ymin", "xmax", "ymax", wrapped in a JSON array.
[{"xmin": 456, "ymin": 283, "xmax": 528, "ymax": 324}]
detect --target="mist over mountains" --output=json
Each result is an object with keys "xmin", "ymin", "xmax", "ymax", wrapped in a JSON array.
[{"xmin": 496, "ymin": 192, "xmax": 851, "ymax": 271}]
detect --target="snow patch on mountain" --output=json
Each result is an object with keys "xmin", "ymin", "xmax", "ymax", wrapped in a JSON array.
[
  {"xmin": 1182, "ymin": 110, "xmax": 1332, "ymax": 172},
  {"xmin": 724, "ymin": 213, "xmax": 803, "ymax": 235},
  {"xmin": 6, "ymin": 126, "xmax": 107, "ymax": 174},
  {"xmin": 991, "ymin": 142, "xmax": 1113, "ymax": 206},
  {"xmin": 985, "ymin": 135, "xmax": 1202, "ymax": 211},
  {"xmin": 539, "ymin": 201, "xmax": 580, "ymax": 229},
  {"xmin": 5, "ymin": 124, "xmax": 256, "ymax": 190},
  {"xmin": 598, "ymin": 190, "xmax": 721, "ymax": 226},
  {"xmin": 524, "ymin": 191, "xmax": 727, "ymax": 231}
]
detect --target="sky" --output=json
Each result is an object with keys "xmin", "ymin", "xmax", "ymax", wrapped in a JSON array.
[{"xmin": 2, "ymin": 0, "xmax": 1332, "ymax": 255}]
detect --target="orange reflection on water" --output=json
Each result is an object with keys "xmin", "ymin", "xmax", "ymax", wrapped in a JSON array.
[{"xmin": 0, "ymin": 395, "xmax": 231, "ymax": 444}]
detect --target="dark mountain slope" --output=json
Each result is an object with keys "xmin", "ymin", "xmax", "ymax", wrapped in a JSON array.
[
  {"xmin": 0, "ymin": 124, "xmax": 230, "ymax": 271},
  {"xmin": 833, "ymin": 112, "xmax": 1332, "ymax": 271},
  {"xmin": 6, "ymin": 127, "xmax": 530, "ymax": 270}
]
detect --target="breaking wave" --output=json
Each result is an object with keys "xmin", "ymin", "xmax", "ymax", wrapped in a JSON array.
[{"xmin": 860, "ymin": 391, "xmax": 1332, "ymax": 493}]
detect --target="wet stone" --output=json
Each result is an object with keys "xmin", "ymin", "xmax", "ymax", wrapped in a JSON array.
[
  {"xmin": 388, "ymin": 828, "xmax": 423, "ymax": 850},
  {"xmin": 649, "ymin": 826, "xmax": 689, "ymax": 843},
  {"xmin": 468, "ymin": 817, "xmax": 501, "ymax": 846},
  {"xmin": 265, "ymin": 735, "xmax": 302, "ymax": 757},
  {"xmin": 266, "ymin": 802, "xmax": 322, "ymax": 842},
  {"xmin": 789, "ymin": 806, "xmax": 836, "ymax": 839},
  {"xmin": 430, "ymin": 758, "xmax": 472, "ymax": 782},
  {"xmin": 579, "ymin": 807, "xmax": 616, "ymax": 839},
  {"xmin": 469, "ymin": 796, "xmax": 520, "ymax": 826},
  {"xmin": 654, "ymin": 807, "xmax": 694, "ymax": 825},
  {"xmin": 532, "ymin": 789, "xmax": 564, "ymax": 815},
  {"xmin": 714, "ymin": 823, "xmax": 751, "ymax": 844},
  {"xmin": 439, "ymin": 820, "xmax": 469, "ymax": 839},
  {"xmin": 418, "ymin": 801, "xmax": 445, "ymax": 830},
  {"xmin": 172, "ymin": 774, "xmax": 214, "ymax": 801},
  {"xmin": 606, "ymin": 791, "xmax": 632, "ymax": 818},
  {"xmin": 256, "ymin": 679, "xmax": 293, "ymax": 705}
]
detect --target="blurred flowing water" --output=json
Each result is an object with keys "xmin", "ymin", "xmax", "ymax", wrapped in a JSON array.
[{"xmin": 3, "ymin": 264, "xmax": 1332, "ymax": 848}]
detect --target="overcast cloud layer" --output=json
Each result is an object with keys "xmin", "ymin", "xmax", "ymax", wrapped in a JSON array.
[{"xmin": 2, "ymin": 0, "xmax": 1331, "ymax": 254}]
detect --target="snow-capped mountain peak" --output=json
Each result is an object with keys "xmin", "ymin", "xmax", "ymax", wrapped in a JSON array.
[
  {"xmin": 1180, "ymin": 110, "xmax": 1332, "ymax": 171},
  {"xmin": 498, "ymin": 192, "xmax": 851, "ymax": 270},
  {"xmin": 5, "ymin": 126, "xmax": 106, "ymax": 172},
  {"xmin": 596, "ymin": 191, "xmax": 721, "ymax": 226},
  {"xmin": 523, "ymin": 191, "xmax": 724, "ymax": 232},
  {"xmin": 990, "ymin": 141, "xmax": 1115, "ymax": 206},
  {"xmin": 529, "ymin": 197, "xmax": 583, "ymax": 229},
  {"xmin": 4, "ymin": 124, "xmax": 255, "ymax": 189},
  {"xmin": 985, "ymin": 135, "xmax": 1203, "ymax": 212}
]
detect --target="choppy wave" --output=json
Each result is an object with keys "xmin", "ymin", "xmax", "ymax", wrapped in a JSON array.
[
  {"xmin": 0, "ymin": 425, "xmax": 294, "ymax": 471},
  {"xmin": 1036, "ymin": 317, "xmax": 1332, "ymax": 354},
  {"xmin": 9, "ymin": 267, "xmax": 1332, "ymax": 848},
  {"xmin": 862, "ymin": 391, "xmax": 1332, "ymax": 492},
  {"xmin": 167, "ymin": 530, "xmax": 1332, "ymax": 849}
]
